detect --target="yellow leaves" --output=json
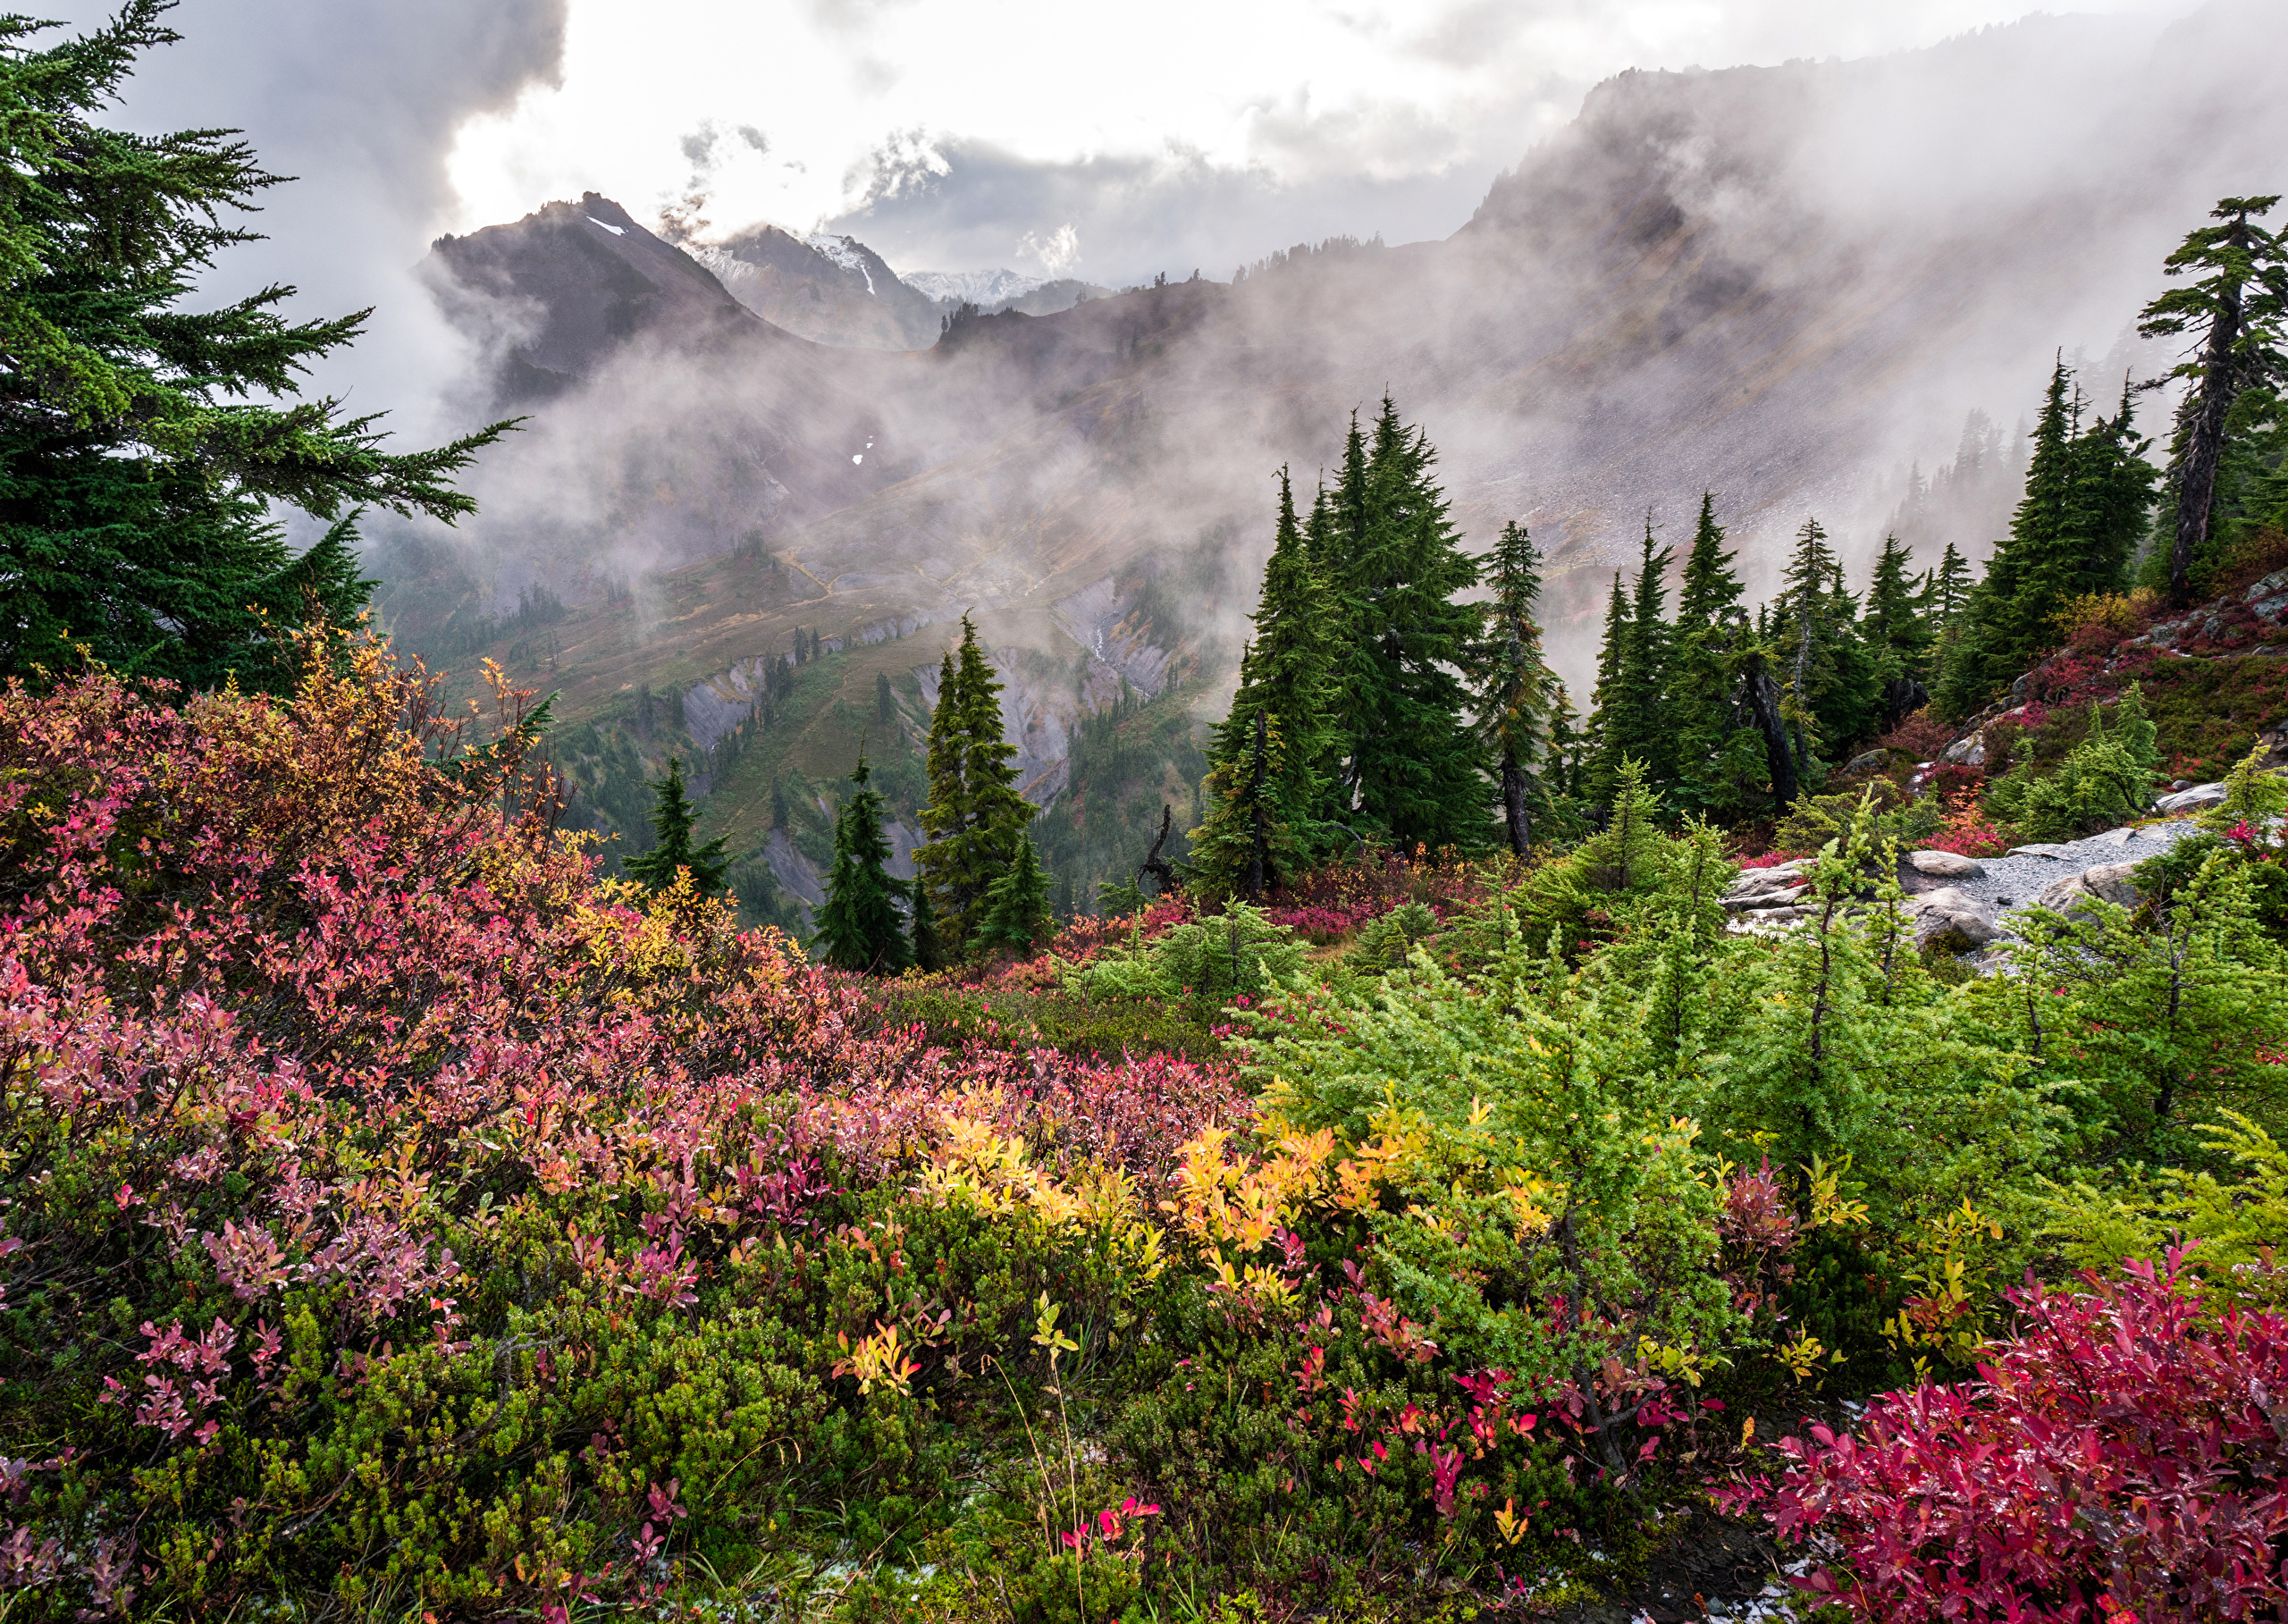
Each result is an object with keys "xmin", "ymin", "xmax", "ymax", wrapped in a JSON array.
[
  {"xmin": 1493, "ymin": 1496, "xmax": 1528, "ymax": 1546},
  {"xmin": 1162, "ymin": 1122, "xmax": 1333, "ymax": 1248},
  {"xmin": 1805, "ymin": 1155, "xmax": 1872, "ymax": 1231},
  {"xmin": 1779, "ymin": 1329, "xmax": 1834, "ymax": 1382},
  {"xmin": 833, "ymin": 1321, "xmax": 921, "ymax": 1397},
  {"xmin": 1501, "ymin": 1170, "xmax": 1560, "ymax": 1239}
]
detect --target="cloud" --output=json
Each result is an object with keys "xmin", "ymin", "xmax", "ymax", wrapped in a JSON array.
[
  {"xmin": 1019, "ymin": 223, "xmax": 1081, "ymax": 276},
  {"xmin": 828, "ymin": 133, "xmax": 1504, "ymax": 283},
  {"xmin": 38, "ymin": 0, "xmax": 571, "ymax": 443}
]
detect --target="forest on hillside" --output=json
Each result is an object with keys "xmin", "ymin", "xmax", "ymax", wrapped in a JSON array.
[{"xmin": 6, "ymin": 7, "xmax": 2288, "ymax": 1623}]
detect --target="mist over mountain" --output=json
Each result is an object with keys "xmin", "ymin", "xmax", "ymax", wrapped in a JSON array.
[{"xmin": 371, "ymin": 0, "xmax": 2284, "ymax": 896}]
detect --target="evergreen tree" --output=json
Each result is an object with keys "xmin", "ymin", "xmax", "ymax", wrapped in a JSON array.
[
  {"xmin": 1928, "ymin": 543, "xmax": 1974, "ymax": 636},
  {"xmin": 1940, "ymin": 360, "xmax": 2159, "ymax": 712},
  {"xmin": 1773, "ymin": 517, "xmax": 1841, "ymax": 772},
  {"xmin": 1677, "ymin": 492, "xmax": 1745, "ymax": 629},
  {"xmin": 976, "ymin": 834, "xmax": 1055, "ymax": 954},
  {"xmin": 914, "ymin": 615, "xmax": 1033, "ymax": 955},
  {"xmin": 908, "ymin": 876, "xmax": 946, "ymax": 971},
  {"xmin": 1191, "ymin": 467, "xmax": 1339, "ymax": 896},
  {"xmin": 1663, "ymin": 494, "xmax": 1755, "ymax": 813},
  {"xmin": 1324, "ymin": 397, "xmax": 1486, "ymax": 851},
  {"xmin": 2138, "ymin": 197, "xmax": 2288, "ymax": 608},
  {"xmin": 876, "ymin": 670, "xmax": 896, "ymax": 725},
  {"xmin": 1584, "ymin": 571, "xmax": 1631, "ymax": 804},
  {"xmin": 1863, "ymin": 532, "xmax": 1934, "ymax": 727},
  {"xmin": 812, "ymin": 753, "xmax": 913, "ymax": 973},
  {"xmin": 624, "ymin": 757, "xmax": 732, "ymax": 896},
  {"xmin": 1468, "ymin": 519, "xmax": 1561, "ymax": 855},
  {"xmin": 1609, "ymin": 514, "xmax": 1675, "ymax": 787},
  {"xmin": 0, "ymin": 4, "xmax": 509, "ymax": 687}
]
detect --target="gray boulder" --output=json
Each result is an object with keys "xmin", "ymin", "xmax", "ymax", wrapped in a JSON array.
[
  {"xmin": 1722, "ymin": 864, "xmax": 1808, "ymax": 913},
  {"xmin": 1938, "ymin": 730, "xmax": 1987, "ymax": 768},
  {"xmin": 2032, "ymin": 860, "xmax": 2144, "ymax": 917},
  {"xmin": 1906, "ymin": 849, "xmax": 1984, "ymax": 879},
  {"xmin": 1901, "ymin": 887, "xmax": 2004, "ymax": 952},
  {"xmin": 2155, "ymin": 782, "xmax": 2228, "ymax": 815}
]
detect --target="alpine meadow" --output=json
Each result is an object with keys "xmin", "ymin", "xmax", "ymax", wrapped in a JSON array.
[{"xmin": 9, "ymin": 2, "xmax": 2288, "ymax": 1621}]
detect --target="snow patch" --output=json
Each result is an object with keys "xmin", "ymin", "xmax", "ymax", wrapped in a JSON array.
[
  {"xmin": 903, "ymin": 267, "xmax": 1047, "ymax": 306},
  {"xmin": 585, "ymin": 215, "xmax": 625, "ymax": 236},
  {"xmin": 803, "ymin": 232, "xmax": 875, "ymax": 294}
]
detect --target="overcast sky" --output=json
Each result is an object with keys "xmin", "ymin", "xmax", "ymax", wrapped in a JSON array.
[{"xmin": 44, "ymin": 0, "xmax": 2208, "ymax": 417}]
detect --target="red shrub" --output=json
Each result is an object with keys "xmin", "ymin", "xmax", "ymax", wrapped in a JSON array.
[{"xmin": 1759, "ymin": 1255, "xmax": 2288, "ymax": 1623}]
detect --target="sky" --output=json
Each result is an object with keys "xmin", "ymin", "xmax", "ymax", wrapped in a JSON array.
[
  {"xmin": 44, "ymin": 0, "xmax": 2206, "ymax": 419},
  {"xmin": 445, "ymin": 0, "xmax": 2200, "ymax": 283}
]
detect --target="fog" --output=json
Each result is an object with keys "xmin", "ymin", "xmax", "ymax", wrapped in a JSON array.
[{"xmin": 40, "ymin": 0, "xmax": 2288, "ymax": 745}]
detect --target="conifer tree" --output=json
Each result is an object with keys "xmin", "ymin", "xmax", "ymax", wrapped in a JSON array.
[
  {"xmin": 908, "ymin": 876, "xmax": 946, "ymax": 971},
  {"xmin": 1584, "ymin": 571, "xmax": 1631, "ymax": 804},
  {"xmin": 0, "ymin": 4, "xmax": 509, "ymax": 688},
  {"xmin": 1468, "ymin": 519, "xmax": 1561, "ymax": 855},
  {"xmin": 1192, "ymin": 467, "xmax": 1338, "ymax": 896},
  {"xmin": 1667, "ymin": 492, "xmax": 1763, "ymax": 817},
  {"xmin": 1863, "ymin": 532, "xmax": 1934, "ymax": 725},
  {"xmin": 624, "ymin": 757, "xmax": 732, "ymax": 895},
  {"xmin": 1774, "ymin": 517, "xmax": 1840, "ymax": 771},
  {"xmin": 1610, "ymin": 515, "xmax": 1676, "ymax": 787},
  {"xmin": 1941, "ymin": 360, "xmax": 2159, "ymax": 712},
  {"xmin": 1324, "ymin": 397, "xmax": 1485, "ymax": 851},
  {"xmin": 1677, "ymin": 492, "xmax": 1745, "ymax": 630},
  {"xmin": 976, "ymin": 834, "xmax": 1056, "ymax": 954},
  {"xmin": 1928, "ymin": 543, "xmax": 1973, "ymax": 636},
  {"xmin": 813, "ymin": 753, "xmax": 913, "ymax": 973},
  {"xmin": 914, "ymin": 616, "xmax": 1033, "ymax": 955},
  {"xmin": 2139, "ymin": 197, "xmax": 2288, "ymax": 608}
]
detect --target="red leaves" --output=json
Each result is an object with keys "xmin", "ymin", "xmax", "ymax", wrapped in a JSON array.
[{"xmin": 1762, "ymin": 1255, "xmax": 2288, "ymax": 1622}]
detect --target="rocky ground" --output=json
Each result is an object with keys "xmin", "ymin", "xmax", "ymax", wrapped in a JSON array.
[{"xmin": 1720, "ymin": 778, "xmax": 2231, "ymax": 955}]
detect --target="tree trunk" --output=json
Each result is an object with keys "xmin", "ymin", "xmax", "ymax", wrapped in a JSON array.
[
  {"xmin": 1739, "ymin": 658, "xmax": 1799, "ymax": 808},
  {"xmin": 1500, "ymin": 747, "xmax": 1532, "ymax": 857},
  {"xmin": 2169, "ymin": 230, "xmax": 2248, "ymax": 610}
]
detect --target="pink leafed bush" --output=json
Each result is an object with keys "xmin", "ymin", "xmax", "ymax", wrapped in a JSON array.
[
  {"xmin": 1759, "ymin": 1254, "xmax": 2288, "ymax": 1623},
  {"xmin": 0, "ymin": 631, "xmax": 1249, "ymax": 1618}
]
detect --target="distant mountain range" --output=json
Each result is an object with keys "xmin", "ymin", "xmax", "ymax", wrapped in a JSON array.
[{"xmin": 380, "ymin": 0, "xmax": 2285, "ymax": 894}]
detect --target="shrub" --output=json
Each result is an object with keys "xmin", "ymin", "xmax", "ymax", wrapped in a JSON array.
[
  {"xmin": 1982, "ymin": 686, "xmax": 2161, "ymax": 841},
  {"xmin": 0, "ymin": 635, "xmax": 1246, "ymax": 1620},
  {"xmin": 1759, "ymin": 1255, "xmax": 2288, "ymax": 1623},
  {"xmin": 1066, "ymin": 900, "xmax": 1309, "ymax": 1015}
]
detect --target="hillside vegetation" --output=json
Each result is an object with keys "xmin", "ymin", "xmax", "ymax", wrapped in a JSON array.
[{"xmin": 6, "ymin": 7, "xmax": 2288, "ymax": 1623}]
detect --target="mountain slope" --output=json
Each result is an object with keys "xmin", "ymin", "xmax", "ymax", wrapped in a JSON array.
[{"xmin": 390, "ymin": 2, "xmax": 2288, "ymax": 884}]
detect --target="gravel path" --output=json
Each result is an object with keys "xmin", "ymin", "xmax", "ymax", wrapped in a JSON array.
[{"xmin": 1937, "ymin": 818, "xmax": 2207, "ymax": 925}]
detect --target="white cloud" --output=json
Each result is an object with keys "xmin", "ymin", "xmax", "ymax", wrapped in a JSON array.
[{"xmin": 441, "ymin": 0, "xmax": 2207, "ymax": 273}]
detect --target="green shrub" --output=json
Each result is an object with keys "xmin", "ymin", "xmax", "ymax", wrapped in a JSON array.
[{"xmin": 1066, "ymin": 901, "xmax": 1309, "ymax": 1015}]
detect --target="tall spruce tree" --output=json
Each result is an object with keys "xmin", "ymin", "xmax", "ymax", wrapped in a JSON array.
[
  {"xmin": 1468, "ymin": 519, "xmax": 1561, "ymax": 855},
  {"xmin": 1863, "ymin": 532, "xmax": 1934, "ymax": 727},
  {"xmin": 1668, "ymin": 493, "xmax": 1765, "ymax": 817},
  {"xmin": 1192, "ymin": 467, "xmax": 1338, "ymax": 896},
  {"xmin": 1608, "ymin": 514, "xmax": 1676, "ymax": 787},
  {"xmin": 2138, "ymin": 197, "xmax": 2288, "ymax": 608},
  {"xmin": 1940, "ymin": 359, "xmax": 2159, "ymax": 713},
  {"xmin": 1767, "ymin": 517, "xmax": 1874, "ymax": 771},
  {"xmin": 1324, "ymin": 397, "xmax": 1486, "ymax": 851},
  {"xmin": 624, "ymin": 757, "xmax": 732, "ymax": 896},
  {"xmin": 813, "ymin": 753, "xmax": 913, "ymax": 973},
  {"xmin": 0, "ymin": 4, "xmax": 509, "ymax": 688},
  {"xmin": 1584, "ymin": 571, "xmax": 1631, "ymax": 804},
  {"xmin": 914, "ymin": 616, "xmax": 1033, "ymax": 955},
  {"xmin": 1928, "ymin": 543, "xmax": 1973, "ymax": 637}
]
